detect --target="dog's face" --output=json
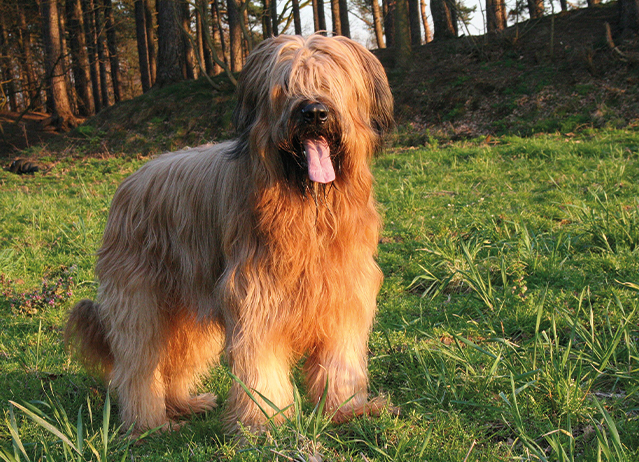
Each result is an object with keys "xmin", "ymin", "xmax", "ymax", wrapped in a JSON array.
[{"xmin": 233, "ymin": 35, "xmax": 393, "ymax": 191}]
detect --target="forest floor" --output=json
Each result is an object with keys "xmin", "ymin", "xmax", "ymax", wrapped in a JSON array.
[{"xmin": 0, "ymin": 2, "xmax": 638, "ymax": 161}]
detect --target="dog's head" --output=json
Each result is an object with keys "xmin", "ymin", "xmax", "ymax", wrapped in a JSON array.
[{"xmin": 233, "ymin": 34, "xmax": 393, "ymax": 190}]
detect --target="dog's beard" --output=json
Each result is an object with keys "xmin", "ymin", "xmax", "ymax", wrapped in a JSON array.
[{"xmin": 278, "ymin": 117, "xmax": 342, "ymax": 203}]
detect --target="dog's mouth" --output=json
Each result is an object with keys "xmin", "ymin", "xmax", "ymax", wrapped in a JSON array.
[{"xmin": 302, "ymin": 137, "xmax": 335, "ymax": 184}]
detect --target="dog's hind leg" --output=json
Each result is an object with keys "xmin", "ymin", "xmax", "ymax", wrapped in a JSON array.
[
  {"xmin": 103, "ymin": 289, "xmax": 171, "ymax": 433},
  {"xmin": 162, "ymin": 311, "xmax": 224, "ymax": 418}
]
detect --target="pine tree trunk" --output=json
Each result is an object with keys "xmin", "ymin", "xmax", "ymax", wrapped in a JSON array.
[
  {"xmin": 394, "ymin": 0, "xmax": 411, "ymax": 66},
  {"xmin": 134, "ymin": 0, "xmax": 151, "ymax": 92},
  {"xmin": 383, "ymin": 0, "xmax": 395, "ymax": 47},
  {"xmin": 16, "ymin": 5, "xmax": 43, "ymax": 110},
  {"xmin": 420, "ymin": 0, "xmax": 432, "ymax": 42},
  {"xmin": 331, "ymin": 0, "xmax": 341, "ymax": 35},
  {"xmin": 82, "ymin": 0, "xmax": 102, "ymax": 112},
  {"xmin": 228, "ymin": 0, "xmax": 243, "ymax": 72},
  {"xmin": 292, "ymin": 0, "xmax": 303, "ymax": 34},
  {"xmin": 211, "ymin": 0, "xmax": 224, "ymax": 74},
  {"xmin": 66, "ymin": 0, "xmax": 94, "ymax": 115},
  {"xmin": 93, "ymin": 3, "xmax": 110, "ymax": 107},
  {"xmin": 156, "ymin": 0, "xmax": 186, "ymax": 86},
  {"xmin": 339, "ymin": 0, "xmax": 351, "ymax": 36},
  {"xmin": 487, "ymin": 0, "xmax": 506, "ymax": 32},
  {"xmin": 144, "ymin": 0, "xmax": 156, "ymax": 84},
  {"xmin": 40, "ymin": 0, "xmax": 78, "ymax": 128},
  {"xmin": 0, "ymin": 18, "xmax": 17, "ymax": 112},
  {"xmin": 181, "ymin": 0, "xmax": 196, "ymax": 79},
  {"xmin": 371, "ymin": 0, "xmax": 386, "ymax": 48},
  {"xmin": 103, "ymin": 0, "xmax": 121, "ymax": 102},
  {"xmin": 527, "ymin": 0, "xmax": 544, "ymax": 19},
  {"xmin": 196, "ymin": 0, "xmax": 214, "ymax": 74},
  {"xmin": 408, "ymin": 0, "xmax": 421, "ymax": 45},
  {"xmin": 271, "ymin": 0, "xmax": 279, "ymax": 35},
  {"xmin": 431, "ymin": 0, "xmax": 457, "ymax": 39},
  {"xmin": 262, "ymin": 0, "xmax": 273, "ymax": 37}
]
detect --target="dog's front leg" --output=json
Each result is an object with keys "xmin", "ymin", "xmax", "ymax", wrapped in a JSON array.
[{"xmin": 224, "ymin": 335, "xmax": 294, "ymax": 432}]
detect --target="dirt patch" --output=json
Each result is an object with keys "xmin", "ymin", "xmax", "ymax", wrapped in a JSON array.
[{"xmin": 0, "ymin": 112, "xmax": 62, "ymax": 159}]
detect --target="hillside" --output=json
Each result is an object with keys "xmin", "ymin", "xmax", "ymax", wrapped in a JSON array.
[{"xmin": 1, "ymin": 3, "xmax": 637, "ymax": 159}]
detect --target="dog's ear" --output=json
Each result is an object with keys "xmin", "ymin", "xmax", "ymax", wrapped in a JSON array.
[
  {"xmin": 334, "ymin": 37, "xmax": 394, "ymax": 137},
  {"xmin": 233, "ymin": 38, "xmax": 276, "ymax": 135}
]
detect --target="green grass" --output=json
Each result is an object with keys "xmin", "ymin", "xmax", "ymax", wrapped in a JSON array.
[{"xmin": 1, "ymin": 129, "xmax": 638, "ymax": 460}]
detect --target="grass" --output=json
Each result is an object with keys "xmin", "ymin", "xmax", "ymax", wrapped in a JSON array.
[{"xmin": 0, "ymin": 129, "xmax": 638, "ymax": 460}]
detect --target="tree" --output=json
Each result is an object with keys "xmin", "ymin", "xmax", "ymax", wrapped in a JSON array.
[
  {"xmin": 82, "ymin": 0, "xmax": 102, "ymax": 112},
  {"xmin": 527, "ymin": 0, "xmax": 544, "ymax": 19},
  {"xmin": 312, "ymin": 0, "xmax": 327, "ymax": 32},
  {"xmin": 331, "ymin": 0, "xmax": 342, "ymax": 35},
  {"xmin": 292, "ymin": 0, "xmax": 303, "ymax": 34},
  {"xmin": 408, "ymin": 0, "xmax": 421, "ymax": 46},
  {"xmin": 371, "ymin": 0, "xmax": 385, "ymax": 48},
  {"xmin": 66, "ymin": 0, "xmax": 94, "ymax": 115},
  {"xmin": 262, "ymin": 0, "xmax": 273, "ymax": 37},
  {"xmin": 196, "ymin": 0, "xmax": 214, "ymax": 75},
  {"xmin": 156, "ymin": 0, "xmax": 187, "ymax": 86},
  {"xmin": 430, "ymin": 0, "xmax": 457, "ymax": 39},
  {"xmin": 16, "ymin": 3, "xmax": 43, "ymax": 110},
  {"xmin": 93, "ymin": 1, "xmax": 110, "ymax": 108},
  {"xmin": 383, "ymin": 0, "xmax": 395, "ymax": 47},
  {"xmin": 227, "ymin": 0, "xmax": 243, "ymax": 72},
  {"xmin": 134, "ymin": 0, "xmax": 152, "ymax": 92},
  {"xmin": 144, "ymin": 0, "xmax": 156, "ymax": 83},
  {"xmin": 420, "ymin": 0, "xmax": 432, "ymax": 42},
  {"xmin": 486, "ymin": 0, "xmax": 507, "ymax": 33},
  {"xmin": 103, "ymin": 0, "xmax": 121, "ymax": 102},
  {"xmin": 619, "ymin": 0, "xmax": 639, "ymax": 36},
  {"xmin": 181, "ymin": 0, "xmax": 196, "ymax": 79},
  {"xmin": 40, "ymin": 0, "xmax": 79, "ymax": 128},
  {"xmin": 339, "ymin": 0, "xmax": 351, "ymax": 36},
  {"xmin": 394, "ymin": 0, "xmax": 411, "ymax": 65}
]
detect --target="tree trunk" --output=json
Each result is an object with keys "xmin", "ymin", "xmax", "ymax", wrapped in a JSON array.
[
  {"xmin": 527, "ymin": 0, "xmax": 544, "ymax": 19},
  {"xmin": 211, "ymin": 0, "xmax": 224, "ymax": 74},
  {"xmin": 587, "ymin": 0, "xmax": 601, "ymax": 7},
  {"xmin": 408, "ymin": 0, "xmax": 421, "ymax": 45},
  {"xmin": 431, "ymin": 0, "xmax": 457, "ymax": 39},
  {"xmin": 180, "ymin": 1, "xmax": 196, "ymax": 79},
  {"xmin": 66, "ymin": 0, "xmax": 94, "ymax": 115},
  {"xmin": 156, "ymin": 0, "xmax": 186, "ymax": 86},
  {"xmin": 93, "ymin": 2, "xmax": 110, "ymax": 107},
  {"xmin": 103, "ymin": 0, "xmax": 121, "ymax": 102},
  {"xmin": 292, "ymin": 0, "xmax": 303, "ymax": 34},
  {"xmin": 82, "ymin": 0, "xmax": 102, "ymax": 112},
  {"xmin": 487, "ymin": 0, "xmax": 506, "ymax": 32},
  {"xmin": 16, "ymin": 5, "xmax": 43, "ymax": 110},
  {"xmin": 394, "ymin": 0, "xmax": 411, "ymax": 66},
  {"xmin": 619, "ymin": 0, "xmax": 639, "ymax": 36},
  {"xmin": 134, "ymin": 0, "xmax": 151, "ymax": 92},
  {"xmin": 420, "ymin": 0, "xmax": 432, "ymax": 42},
  {"xmin": 339, "ymin": 0, "xmax": 351, "ymax": 36},
  {"xmin": 559, "ymin": 0, "xmax": 567, "ymax": 12},
  {"xmin": 0, "ymin": 18, "xmax": 17, "ymax": 112},
  {"xmin": 331, "ymin": 0, "xmax": 341, "ymax": 35},
  {"xmin": 196, "ymin": 0, "xmax": 214, "ymax": 74},
  {"xmin": 40, "ymin": 0, "xmax": 78, "ymax": 128},
  {"xmin": 262, "ymin": 0, "xmax": 273, "ymax": 37},
  {"xmin": 144, "ymin": 0, "xmax": 156, "ymax": 84},
  {"xmin": 271, "ymin": 0, "xmax": 279, "ymax": 35},
  {"xmin": 371, "ymin": 0, "xmax": 385, "ymax": 48},
  {"xmin": 228, "ymin": 0, "xmax": 243, "ymax": 72},
  {"xmin": 383, "ymin": 0, "xmax": 395, "ymax": 47}
]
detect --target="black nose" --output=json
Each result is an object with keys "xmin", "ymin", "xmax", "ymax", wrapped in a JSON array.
[{"xmin": 301, "ymin": 103, "xmax": 329, "ymax": 126}]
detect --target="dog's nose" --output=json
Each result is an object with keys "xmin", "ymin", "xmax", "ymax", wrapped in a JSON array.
[{"xmin": 301, "ymin": 103, "xmax": 329, "ymax": 126}]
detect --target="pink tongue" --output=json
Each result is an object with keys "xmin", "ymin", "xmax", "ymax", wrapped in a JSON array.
[{"xmin": 303, "ymin": 138, "xmax": 335, "ymax": 183}]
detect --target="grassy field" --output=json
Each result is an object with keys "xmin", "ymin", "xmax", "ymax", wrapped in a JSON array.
[{"xmin": 0, "ymin": 129, "xmax": 638, "ymax": 461}]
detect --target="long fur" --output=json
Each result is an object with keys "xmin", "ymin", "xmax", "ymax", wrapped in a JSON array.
[{"xmin": 65, "ymin": 34, "xmax": 394, "ymax": 433}]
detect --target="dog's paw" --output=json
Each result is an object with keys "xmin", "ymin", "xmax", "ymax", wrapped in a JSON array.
[
  {"xmin": 188, "ymin": 393, "xmax": 218, "ymax": 414},
  {"xmin": 331, "ymin": 396, "xmax": 399, "ymax": 423}
]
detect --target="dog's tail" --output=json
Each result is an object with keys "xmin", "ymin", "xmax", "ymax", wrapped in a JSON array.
[{"xmin": 65, "ymin": 299, "xmax": 114, "ymax": 378}]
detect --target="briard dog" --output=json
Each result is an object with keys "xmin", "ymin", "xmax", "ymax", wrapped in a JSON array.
[{"xmin": 65, "ymin": 33, "xmax": 394, "ymax": 433}]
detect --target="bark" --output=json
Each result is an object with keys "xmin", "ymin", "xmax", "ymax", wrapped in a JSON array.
[
  {"xmin": 339, "ymin": 0, "xmax": 351, "ymax": 36},
  {"xmin": 430, "ymin": 0, "xmax": 457, "ymax": 39},
  {"xmin": 93, "ymin": 2, "xmax": 110, "ymax": 107},
  {"xmin": 331, "ymin": 0, "xmax": 341, "ymax": 35},
  {"xmin": 408, "ymin": 0, "xmax": 421, "ymax": 45},
  {"xmin": 486, "ymin": 0, "xmax": 507, "ymax": 32},
  {"xmin": 371, "ymin": 0, "xmax": 385, "ymax": 48},
  {"xmin": 560, "ymin": 0, "xmax": 567, "ymax": 12},
  {"xmin": 0, "ymin": 18, "xmax": 17, "ymax": 112},
  {"xmin": 228, "ymin": 0, "xmax": 243, "ymax": 72},
  {"xmin": 156, "ymin": 0, "xmax": 186, "ymax": 86},
  {"xmin": 420, "ymin": 0, "xmax": 432, "ymax": 42},
  {"xmin": 196, "ymin": 0, "xmax": 214, "ymax": 75},
  {"xmin": 66, "ymin": 0, "xmax": 94, "ymax": 115},
  {"xmin": 181, "ymin": 0, "xmax": 196, "ymax": 79},
  {"xmin": 16, "ymin": 5, "xmax": 43, "ymax": 110},
  {"xmin": 211, "ymin": 0, "xmax": 225, "ymax": 74},
  {"xmin": 144, "ymin": 0, "xmax": 156, "ymax": 83},
  {"xmin": 40, "ymin": 0, "xmax": 78, "ymax": 128},
  {"xmin": 587, "ymin": 0, "xmax": 601, "ymax": 7},
  {"xmin": 383, "ymin": 0, "xmax": 395, "ymax": 47},
  {"xmin": 394, "ymin": 0, "xmax": 411, "ymax": 66},
  {"xmin": 82, "ymin": 0, "xmax": 102, "ymax": 112},
  {"xmin": 262, "ymin": 0, "xmax": 273, "ymax": 37},
  {"xmin": 292, "ymin": 0, "xmax": 303, "ymax": 34},
  {"xmin": 527, "ymin": 0, "xmax": 544, "ymax": 19},
  {"xmin": 134, "ymin": 0, "xmax": 151, "ymax": 92},
  {"xmin": 271, "ymin": 0, "xmax": 279, "ymax": 35},
  {"xmin": 103, "ymin": 0, "xmax": 121, "ymax": 102}
]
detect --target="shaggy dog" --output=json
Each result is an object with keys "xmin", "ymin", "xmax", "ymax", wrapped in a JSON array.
[{"xmin": 65, "ymin": 34, "xmax": 394, "ymax": 433}]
